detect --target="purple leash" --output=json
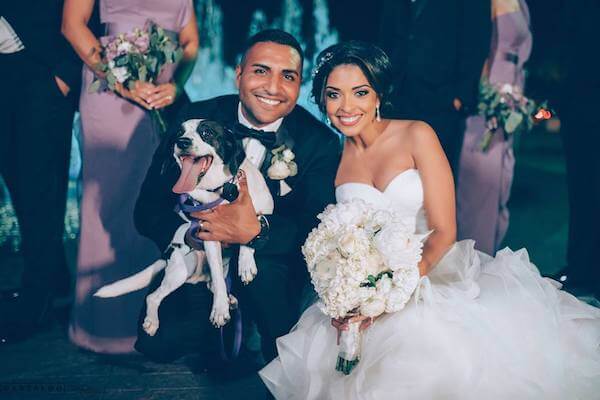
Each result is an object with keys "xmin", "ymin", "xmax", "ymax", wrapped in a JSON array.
[{"xmin": 174, "ymin": 193, "xmax": 243, "ymax": 361}]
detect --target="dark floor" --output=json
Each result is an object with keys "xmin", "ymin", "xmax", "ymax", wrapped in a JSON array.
[{"xmin": 0, "ymin": 126, "xmax": 586, "ymax": 399}]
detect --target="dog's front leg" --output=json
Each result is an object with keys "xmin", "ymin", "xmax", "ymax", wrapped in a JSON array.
[
  {"xmin": 143, "ymin": 249, "xmax": 197, "ymax": 336},
  {"xmin": 204, "ymin": 240, "xmax": 231, "ymax": 327},
  {"xmin": 238, "ymin": 245, "xmax": 258, "ymax": 284}
]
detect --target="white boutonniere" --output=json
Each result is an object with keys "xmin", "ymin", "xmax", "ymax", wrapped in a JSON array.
[{"xmin": 267, "ymin": 145, "xmax": 297, "ymax": 180}]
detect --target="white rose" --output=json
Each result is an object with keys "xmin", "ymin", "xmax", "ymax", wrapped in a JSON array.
[
  {"xmin": 111, "ymin": 66, "xmax": 130, "ymax": 83},
  {"xmin": 336, "ymin": 205, "xmax": 363, "ymax": 227},
  {"xmin": 500, "ymin": 83, "xmax": 513, "ymax": 94},
  {"xmin": 364, "ymin": 250, "xmax": 385, "ymax": 277},
  {"xmin": 282, "ymin": 149, "xmax": 295, "ymax": 162},
  {"xmin": 267, "ymin": 160, "xmax": 291, "ymax": 180},
  {"xmin": 360, "ymin": 295, "xmax": 386, "ymax": 318},
  {"xmin": 337, "ymin": 230, "xmax": 369, "ymax": 259},
  {"xmin": 314, "ymin": 257, "xmax": 338, "ymax": 282},
  {"xmin": 374, "ymin": 224, "xmax": 427, "ymax": 270},
  {"xmin": 385, "ymin": 283, "xmax": 417, "ymax": 313},
  {"xmin": 117, "ymin": 41, "xmax": 133, "ymax": 54},
  {"xmin": 376, "ymin": 274, "xmax": 393, "ymax": 295}
]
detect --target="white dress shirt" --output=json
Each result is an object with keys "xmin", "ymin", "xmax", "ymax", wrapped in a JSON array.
[
  {"xmin": 237, "ymin": 103, "xmax": 283, "ymax": 170},
  {"xmin": 0, "ymin": 16, "xmax": 24, "ymax": 54}
]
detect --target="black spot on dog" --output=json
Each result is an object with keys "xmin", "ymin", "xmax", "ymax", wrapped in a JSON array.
[{"xmin": 196, "ymin": 120, "xmax": 246, "ymax": 175}]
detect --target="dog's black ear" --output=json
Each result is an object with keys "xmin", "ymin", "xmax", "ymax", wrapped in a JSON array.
[
  {"xmin": 221, "ymin": 127, "xmax": 246, "ymax": 175},
  {"xmin": 160, "ymin": 125, "xmax": 186, "ymax": 175}
]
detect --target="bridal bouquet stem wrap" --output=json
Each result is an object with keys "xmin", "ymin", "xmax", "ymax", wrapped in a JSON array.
[
  {"xmin": 302, "ymin": 199, "xmax": 428, "ymax": 375},
  {"xmin": 89, "ymin": 20, "xmax": 183, "ymax": 134}
]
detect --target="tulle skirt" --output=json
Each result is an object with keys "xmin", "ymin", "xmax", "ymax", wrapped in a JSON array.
[{"xmin": 259, "ymin": 240, "xmax": 600, "ymax": 400}]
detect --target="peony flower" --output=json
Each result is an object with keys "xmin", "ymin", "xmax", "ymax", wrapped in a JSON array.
[
  {"xmin": 360, "ymin": 295, "xmax": 386, "ymax": 318},
  {"xmin": 267, "ymin": 160, "xmax": 291, "ymax": 180},
  {"xmin": 108, "ymin": 61, "xmax": 130, "ymax": 83},
  {"xmin": 117, "ymin": 40, "xmax": 133, "ymax": 55},
  {"xmin": 337, "ymin": 229, "xmax": 370, "ymax": 259},
  {"xmin": 134, "ymin": 34, "xmax": 150, "ymax": 53},
  {"xmin": 376, "ymin": 274, "xmax": 393, "ymax": 295},
  {"xmin": 314, "ymin": 256, "xmax": 338, "ymax": 282},
  {"xmin": 364, "ymin": 250, "xmax": 385, "ymax": 277}
]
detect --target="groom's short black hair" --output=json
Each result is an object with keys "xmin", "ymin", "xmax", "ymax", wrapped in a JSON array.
[{"xmin": 240, "ymin": 29, "xmax": 304, "ymax": 68}]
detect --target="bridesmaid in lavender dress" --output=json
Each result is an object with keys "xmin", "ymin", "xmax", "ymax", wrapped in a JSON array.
[
  {"xmin": 456, "ymin": 0, "xmax": 532, "ymax": 255},
  {"xmin": 62, "ymin": 0, "xmax": 198, "ymax": 353}
]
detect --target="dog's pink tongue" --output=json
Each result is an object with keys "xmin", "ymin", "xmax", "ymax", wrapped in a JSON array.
[{"xmin": 172, "ymin": 157, "xmax": 208, "ymax": 194}]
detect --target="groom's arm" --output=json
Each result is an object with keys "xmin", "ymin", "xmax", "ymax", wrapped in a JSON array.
[{"xmin": 258, "ymin": 133, "xmax": 341, "ymax": 256}]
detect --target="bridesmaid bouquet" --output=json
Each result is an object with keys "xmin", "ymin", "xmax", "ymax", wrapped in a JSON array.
[
  {"xmin": 302, "ymin": 199, "xmax": 427, "ymax": 375},
  {"xmin": 477, "ymin": 81, "xmax": 552, "ymax": 151},
  {"xmin": 89, "ymin": 20, "xmax": 183, "ymax": 133}
]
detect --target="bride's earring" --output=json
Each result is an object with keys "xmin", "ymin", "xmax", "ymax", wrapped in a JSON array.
[
  {"xmin": 375, "ymin": 105, "xmax": 381, "ymax": 122},
  {"xmin": 326, "ymin": 116, "xmax": 331, "ymax": 125}
]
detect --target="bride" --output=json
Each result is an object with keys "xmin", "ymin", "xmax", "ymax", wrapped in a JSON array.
[{"xmin": 259, "ymin": 41, "xmax": 600, "ymax": 399}]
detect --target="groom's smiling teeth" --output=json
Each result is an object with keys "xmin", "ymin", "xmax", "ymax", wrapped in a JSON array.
[
  {"xmin": 257, "ymin": 96, "xmax": 282, "ymax": 106},
  {"xmin": 338, "ymin": 115, "xmax": 362, "ymax": 126}
]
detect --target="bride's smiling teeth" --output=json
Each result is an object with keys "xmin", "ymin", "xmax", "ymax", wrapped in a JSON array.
[
  {"xmin": 257, "ymin": 96, "xmax": 282, "ymax": 106},
  {"xmin": 338, "ymin": 115, "xmax": 362, "ymax": 126}
]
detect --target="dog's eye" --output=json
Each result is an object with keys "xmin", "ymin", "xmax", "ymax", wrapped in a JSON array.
[{"xmin": 198, "ymin": 128, "xmax": 213, "ymax": 142}]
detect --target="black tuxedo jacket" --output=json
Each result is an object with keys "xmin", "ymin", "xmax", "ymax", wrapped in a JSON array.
[
  {"xmin": 134, "ymin": 95, "xmax": 341, "ymax": 259},
  {"xmin": 378, "ymin": 0, "xmax": 491, "ymax": 116},
  {"xmin": 1, "ymin": 1, "xmax": 85, "ymax": 94}
]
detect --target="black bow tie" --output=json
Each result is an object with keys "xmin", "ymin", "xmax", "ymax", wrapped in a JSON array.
[{"xmin": 231, "ymin": 123, "xmax": 277, "ymax": 149}]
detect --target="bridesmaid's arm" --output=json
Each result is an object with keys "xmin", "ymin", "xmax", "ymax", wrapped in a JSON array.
[
  {"xmin": 148, "ymin": 10, "xmax": 199, "ymax": 109},
  {"xmin": 61, "ymin": 0, "xmax": 101, "ymax": 70},
  {"xmin": 408, "ymin": 122, "xmax": 456, "ymax": 276},
  {"xmin": 62, "ymin": 0, "xmax": 161, "ymax": 108},
  {"xmin": 174, "ymin": 11, "xmax": 199, "ymax": 98}
]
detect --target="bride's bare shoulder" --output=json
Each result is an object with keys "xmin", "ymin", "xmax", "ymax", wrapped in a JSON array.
[{"xmin": 385, "ymin": 119, "xmax": 439, "ymax": 146}]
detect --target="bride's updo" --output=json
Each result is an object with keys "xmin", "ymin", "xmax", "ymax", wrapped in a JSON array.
[{"xmin": 311, "ymin": 41, "xmax": 393, "ymax": 114}]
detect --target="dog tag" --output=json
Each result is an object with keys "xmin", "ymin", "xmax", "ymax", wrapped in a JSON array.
[{"xmin": 221, "ymin": 182, "xmax": 239, "ymax": 202}]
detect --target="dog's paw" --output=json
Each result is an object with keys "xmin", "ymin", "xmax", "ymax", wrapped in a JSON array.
[
  {"xmin": 210, "ymin": 296, "xmax": 231, "ymax": 328},
  {"xmin": 143, "ymin": 316, "xmax": 159, "ymax": 336},
  {"xmin": 238, "ymin": 256, "xmax": 258, "ymax": 285},
  {"xmin": 239, "ymin": 266, "xmax": 257, "ymax": 285}
]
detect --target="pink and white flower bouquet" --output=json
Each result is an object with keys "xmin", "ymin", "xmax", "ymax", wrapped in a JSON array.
[
  {"xmin": 477, "ymin": 80, "xmax": 552, "ymax": 151},
  {"xmin": 89, "ymin": 20, "xmax": 182, "ymax": 133}
]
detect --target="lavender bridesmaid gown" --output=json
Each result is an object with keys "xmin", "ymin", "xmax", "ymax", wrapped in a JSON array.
[
  {"xmin": 456, "ymin": 0, "xmax": 532, "ymax": 255},
  {"xmin": 69, "ymin": 0, "xmax": 193, "ymax": 354}
]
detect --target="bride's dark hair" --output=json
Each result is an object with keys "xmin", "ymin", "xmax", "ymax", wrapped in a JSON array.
[{"xmin": 311, "ymin": 41, "xmax": 393, "ymax": 114}]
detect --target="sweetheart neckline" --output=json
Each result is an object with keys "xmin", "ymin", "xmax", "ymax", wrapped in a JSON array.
[{"xmin": 335, "ymin": 169, "xmax": 419, "ymax": 195}]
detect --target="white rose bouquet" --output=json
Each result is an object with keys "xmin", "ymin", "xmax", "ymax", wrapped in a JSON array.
[
  {"xmin": 302, "ymin": 199, "xmax": 428, "ymax": 375},
  {"xmin": 89, "ymin": 20, "xmax": 183, "ymax": 134}
]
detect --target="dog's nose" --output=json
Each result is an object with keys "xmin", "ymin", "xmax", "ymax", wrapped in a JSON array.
[{"xmin": 176, "ymin": 137, "xmax": 192, "ymax": 150}]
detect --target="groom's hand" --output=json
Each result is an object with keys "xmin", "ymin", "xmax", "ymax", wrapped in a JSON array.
[{"xmin": 193, "ymin": 170, "xmax": 261, "ymax": 244}]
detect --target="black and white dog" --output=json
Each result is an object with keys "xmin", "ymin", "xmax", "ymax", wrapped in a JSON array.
[{"xmin": 95, "ymin": 119, "xmax": 274, "ymax": 335}]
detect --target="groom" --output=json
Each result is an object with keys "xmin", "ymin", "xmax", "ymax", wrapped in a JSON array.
[{"xmin": 134, "ymin": 29, "xmax": 341, "ymax": 364}]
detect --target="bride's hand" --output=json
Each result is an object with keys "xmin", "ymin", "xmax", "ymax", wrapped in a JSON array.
[{"xmin": 331, "ymin": 315, "xmax": 377, "ymax": 344}]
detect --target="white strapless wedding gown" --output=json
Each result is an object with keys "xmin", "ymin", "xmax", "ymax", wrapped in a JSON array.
[{"xmin": 259, "ymin": 169, "xmax": 600, "ymax": 400}]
